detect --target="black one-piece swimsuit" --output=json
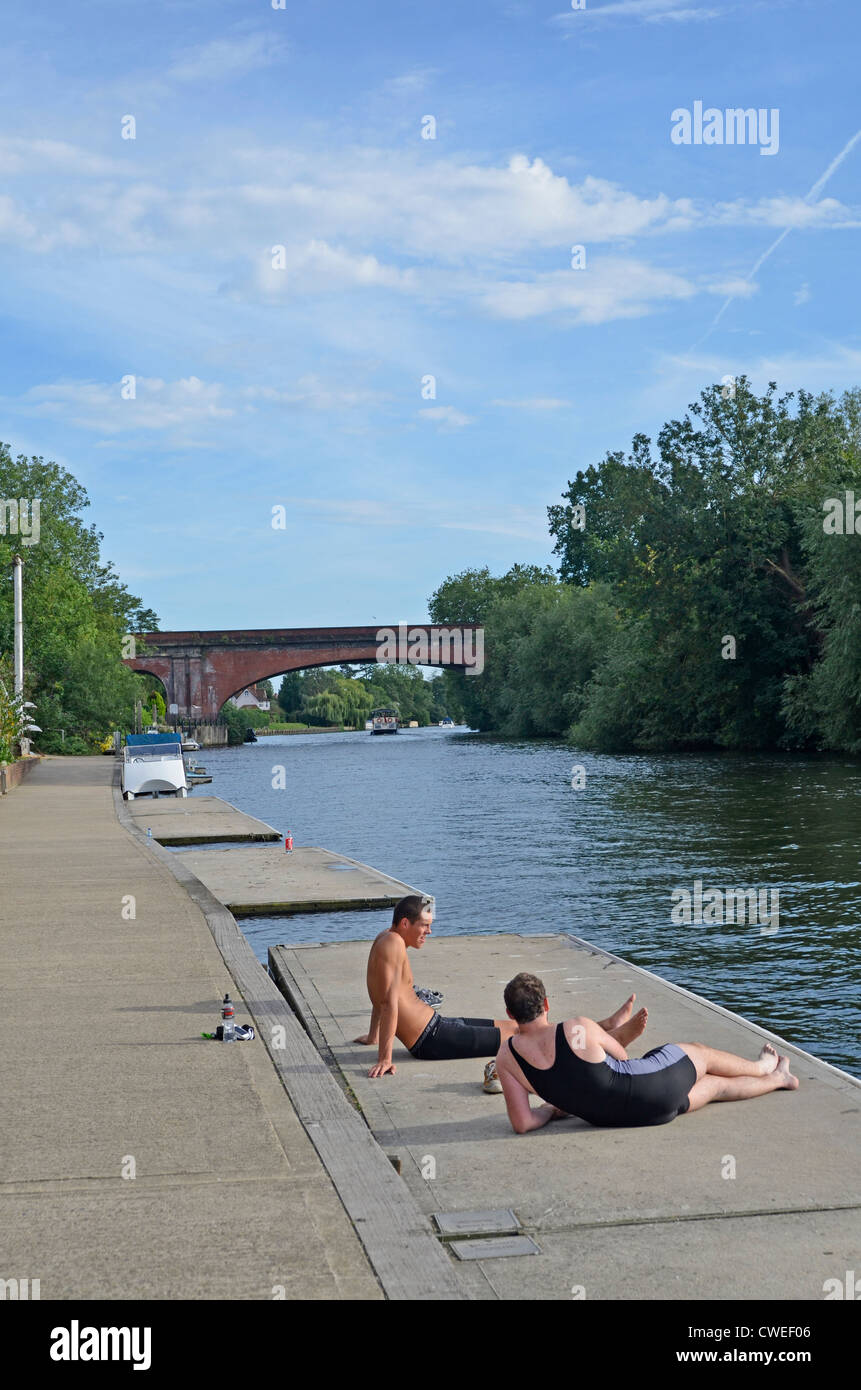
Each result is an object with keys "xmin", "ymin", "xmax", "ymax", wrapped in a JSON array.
[{"xmin": 509, "ymin": 1023, "xmax": 697, "ymax": 1127}]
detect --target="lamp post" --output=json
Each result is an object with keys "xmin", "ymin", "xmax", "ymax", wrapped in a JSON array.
[
  {"xmin": 13, "ymin": 555, "xmax": 23, "ymax": 698},
  {"xmin": 11, "ymin": 555, "xmax": 40, "ymax": 756}
]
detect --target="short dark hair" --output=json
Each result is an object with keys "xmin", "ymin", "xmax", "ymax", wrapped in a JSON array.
[
  {"xmin": 392, "ymin": 894, "xmax": 433, "ymax": 926},
  {"xmin": 504, "ymin": 972, "xmax": 547, "ymax": 1024}
]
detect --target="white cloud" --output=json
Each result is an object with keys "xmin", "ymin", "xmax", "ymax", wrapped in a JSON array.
[
  {"xmin": 243, "ymin": 375, "xmax": 392, "ymax": 410},
  {"xmin": 19, "ymin": 376, "xmax": 233, "ymax": 433},
  {"xmin": 418, "ymin": 406, "xmax": 475, "ymax": 428},
  {"xmin": 383, "ymin": 68, "xmax": 438, "ymax": 95},
  {"xmin": 705, "ymin": 277, "xmax": 759, "ymax": 298},
  {"xmin": 793, "ymin": 283, "xmax": 811, "ymax": 306},
  {"xmin": 1, "ymin": 139, "xmax": 856, "ymax": 277},
  {"xmin": 0, "ymin": 137, "xmax": 127, "ymax": 176},
  {"xmin": 480, "ymin": 259, "xmax": 696, "ymax": 323},
  {"xmin": 253, "ymin": 240, "xmax": 417, "ymax": 297},
  {"xmin": 169, "ymin": 33, "xmax": 285, "ymax": 83},
  {"xmin": 711, "ymin": 195, "xmax": 857, "ymax": 231},
  {"xmin": 286, "ymin": 496, "xmax": 546, "ymax": 541},
  {"xmin": 491, "ymin": 397, "xmax": 573, "ymax": 409},
  {"xmin": 554, "ymin": 0, "xmax": 723, "ymax": 24}
]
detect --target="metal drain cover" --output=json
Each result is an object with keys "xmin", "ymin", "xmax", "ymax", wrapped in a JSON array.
[
  {"xmin": 450, "ymin": 1235, "xmax": 540, "ymax": 1261},
  {"xmin": 432, "ymin": 1208, "xmax": 520, "ymax": 1237}
]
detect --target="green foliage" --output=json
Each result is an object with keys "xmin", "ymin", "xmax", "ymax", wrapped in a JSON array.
[
  {"xmin": 429, "ymin": 563, "xmax": 556, "ymax": 728},
  {"xmin": 275, "ymin": 662, "xmax": 453, "ymax": 728},
  {"xmin": 428, "ymin": 380, "xmax": 861, "ymax": 751},
  {"xmin": 0, "ymin": 444, "xmax": 159, "ymax": 751},
  {"xmin": 549, "ymin": 380, "xmax": 861, "ymax": 751},
  {"xmin": 0, "ymin": 655, "xmax": 20, "ymax": 761},
  {"xmin": 782, "ymin": 489, "xmax": 861, "ymax": 751},
  {"xmin": 429, "ymin": 573, "xmax": 616, "ymax": 736}
]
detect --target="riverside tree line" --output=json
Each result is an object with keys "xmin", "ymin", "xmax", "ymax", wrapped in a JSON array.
[{"xmin": 431, "ymin": 379, "xmax": 861, "ymax": 752}]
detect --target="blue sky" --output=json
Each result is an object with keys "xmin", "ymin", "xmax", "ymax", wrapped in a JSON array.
[{"xmin": 2, "ymin": 0, "xmax": 859, "ymax": 630}]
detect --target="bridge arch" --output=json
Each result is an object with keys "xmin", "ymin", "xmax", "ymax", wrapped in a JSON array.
[{"xmin": 125, "ymin": 625, "xmax": 482, "ymax": 720}]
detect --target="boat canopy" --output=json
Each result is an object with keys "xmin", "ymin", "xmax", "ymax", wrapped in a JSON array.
[{"xmin": 126, "ymin": 733, "xmax": 181, "ymax": 746}]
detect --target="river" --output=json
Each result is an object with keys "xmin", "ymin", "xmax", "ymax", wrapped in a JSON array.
[{"xmin": 187, "ymin": 728, "xmax": 861, "ymax": 1078}]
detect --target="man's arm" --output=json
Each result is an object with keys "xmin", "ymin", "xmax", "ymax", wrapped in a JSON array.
[
  {"xmin": 590, "ymin": 1021, "xmax": 628, "ymax": 1062},
  {"xmin": 354, "ymin": 1001, "xmax": 381, "ymax": 1046},
  {"xmin": 497, "ymin": 1054, "xmax": 558, "ymax": 1134},
  {"xmin": 367, "ymin": 939, "xmax": 402, "ymax": 1078}
]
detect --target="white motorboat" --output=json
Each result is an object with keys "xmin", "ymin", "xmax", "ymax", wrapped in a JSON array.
[
  {"xmin": 369, "ymin": 706, "xmax": 399, "ymax": 734},
  {"xmin": 122, "ymin": 735, "xmax": 188, "ymax": 800}
]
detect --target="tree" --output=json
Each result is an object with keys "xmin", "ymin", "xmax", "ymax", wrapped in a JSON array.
[
  {"xmin": 550, "ymin": 380, "xmax": 860, "ymax": 750},
  {"xmin": 0, "ymin": 445, "xmax": 158, "ymax": 750}
]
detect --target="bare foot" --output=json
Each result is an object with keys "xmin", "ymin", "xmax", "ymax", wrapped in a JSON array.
[
  {"xmin": 613, "ymin": 1007, "xmax": 648, "ymax": 1048},
  {"xmin": 353, "ymin": 1034, "xmax": 377, "ymax": 1045},
  {"xmin": 758, "ymin": 1042, "xmax": 779, "ymax": 1075},
  {"xmin": 604, "ymin": 994, "xmax": 636, "ymax": 1031},
  {"xmin": 775, "ymin": 1054, "xmax": 799, "ymax": 1090}
]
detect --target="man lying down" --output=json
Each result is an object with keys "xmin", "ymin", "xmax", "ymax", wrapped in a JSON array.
[{"xmin": 496, "ymin": 972, "xmax": 799, "ymax": 1133}]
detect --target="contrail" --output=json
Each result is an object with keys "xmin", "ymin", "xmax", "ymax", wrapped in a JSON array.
[{"xmin": 691, "ymin": 127, "xmax": 861, "ymax": 348}]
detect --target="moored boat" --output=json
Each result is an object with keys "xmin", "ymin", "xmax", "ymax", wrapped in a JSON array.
[{"xmin": 122, "ymin": 734, "xmax": 188, "ymax": 800}]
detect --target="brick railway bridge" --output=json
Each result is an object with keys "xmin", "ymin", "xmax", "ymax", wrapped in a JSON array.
[{"xmin": 124, "ymin": 625, "xmax": 482, "ymax": 720}]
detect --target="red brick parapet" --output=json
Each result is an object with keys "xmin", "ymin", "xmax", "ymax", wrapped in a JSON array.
[{"xmin": 124, "ymin": 625, "xmax": 482, "ymax": 719}]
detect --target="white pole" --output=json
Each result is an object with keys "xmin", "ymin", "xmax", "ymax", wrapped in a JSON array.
[{"xmin": 13, "ymin": 555, "xmax": 23, "ymax": 696}]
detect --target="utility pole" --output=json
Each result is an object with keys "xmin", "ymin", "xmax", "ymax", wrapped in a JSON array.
[
  {"xmin": 13, "ymin": 555, "xmax": 23, "ymax": 697},
  {"xmin": 12, "ymin": 555, "xmax": 32, "ymax": 757}
]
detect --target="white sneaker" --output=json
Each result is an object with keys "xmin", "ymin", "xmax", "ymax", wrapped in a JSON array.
[{"xmin": 483, "ymin": 1060, "xmax": 503, "ymax": 1094}]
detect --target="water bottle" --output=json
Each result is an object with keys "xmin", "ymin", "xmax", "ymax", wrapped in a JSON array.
[
  {"xmin": 146, "ymin": 827, "xmax": 152, "ymax": 840},
  {"xmin": 221, "ymin": 993, "xmax": 235, "ymax": 1042}
]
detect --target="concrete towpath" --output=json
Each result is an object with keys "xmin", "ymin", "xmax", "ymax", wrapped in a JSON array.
[
  {"xmin": 271, "ymin": 932, "xmax": 861, "ymax": 1301},
  {"xmin": 0, "ymin": 757, "xmax": 391, "ymax": 1300}
]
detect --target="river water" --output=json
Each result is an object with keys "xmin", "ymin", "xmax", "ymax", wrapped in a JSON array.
[{"xmin": 189, "ymin": 728, "xmax": 861, "ymax": 1078}]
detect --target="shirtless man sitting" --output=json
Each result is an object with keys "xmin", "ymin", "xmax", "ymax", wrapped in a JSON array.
[{"xmin": 355, "ymin": 896, "xmax": 649, "ymax": 1082}]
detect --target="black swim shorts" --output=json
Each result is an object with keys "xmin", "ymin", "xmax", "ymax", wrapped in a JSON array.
[{"xmin": 409, "ymin": 1013, "xmax": 501, "ymax": 1061}]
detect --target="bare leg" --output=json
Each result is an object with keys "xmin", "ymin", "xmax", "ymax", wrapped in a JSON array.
[
  {"xmin": 686, "ymin": 1054, "xmax": 798, "ymax": 1112},
  {"xmin": 610, "ymin": 1008, "xmax": 648, "ymax": 1049},
  {"xmin": 597, "ymin": 995, "xmax": 649, "ymax": 1048},
  {"xmin": 599, "ymin": 994, "xmax": 636, "ymax": 1031},
  {"xmin": 495, "ymin": 1019, "xmax": 519, "ymax": 1042},
  {"xmin": 680, "ymin": 1041, "xmax": 780, "ymax": 1080}
]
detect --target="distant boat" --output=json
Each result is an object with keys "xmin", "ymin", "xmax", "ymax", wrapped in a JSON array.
[
  {"xmin": 122, "ymin": 734, "xmax": 188, "ymax": 800},
  {"xmin": 243, "ymin": 728, "xmax": 258, "ymax": 743},
  {"xmin": 369, "ymin": 706, "xmax": 399, "ymax": 735},
  {"xmin": 438, "ymin": 716, "xmax": 455, "ymax": 727}
]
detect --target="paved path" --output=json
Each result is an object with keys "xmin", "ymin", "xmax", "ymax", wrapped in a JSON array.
[
  {"xmin": 0, "ymin": 757, "xmax": 382, "ymax": 1300},
  {"xmin": 271, "ymin": 932, "xmax": 861, "ymax": 1301}
]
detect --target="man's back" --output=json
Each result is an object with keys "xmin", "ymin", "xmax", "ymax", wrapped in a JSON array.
[{"xmin": 366, "ymin": 928, "xmax": 434, "ymax": 1049}]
